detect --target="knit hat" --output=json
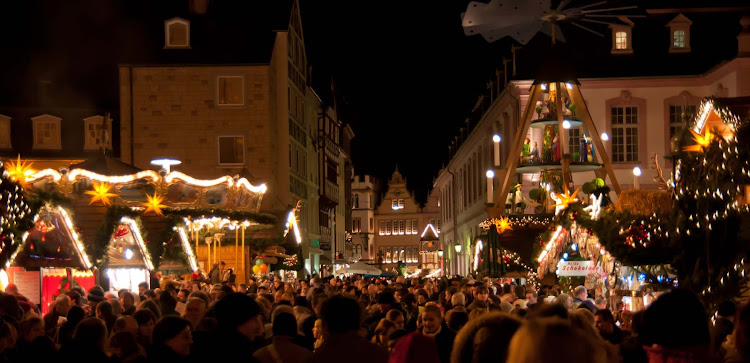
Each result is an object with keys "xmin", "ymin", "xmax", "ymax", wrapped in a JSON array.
[
  {"xmin": 214, "ymin": 293, "xmax": 260, "ymax": 329},
  {"xmin": 87, "ymin": 289, "xmax": 105, "ymax": 303}
]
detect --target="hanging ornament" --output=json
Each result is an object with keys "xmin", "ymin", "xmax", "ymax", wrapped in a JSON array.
[
  {"xmin": 142, "ymin": 193, "xmax": 167, "ymax": 216},
  {"xmin": 85, "ymin": 181, "xmax": 117, "ymax": 206}
]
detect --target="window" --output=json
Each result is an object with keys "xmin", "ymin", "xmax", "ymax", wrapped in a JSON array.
[
  {"xmin": 399, "ymin": 220, "xmax": 405, "ymax": 235},
  {"xmin": 673, "ymin": 30, "xmax": 686, "ymax": 48},
  {"xmin": 379, "ymin": 221, "xmax": 386, "ymax": 236},
  {"xmin": 615, "ymin": 32, "xmax": 628, "ymax": 50},
  {"xmin": 386, "ymin": 220, "xmax": 392, "ymax": 235},
  {"xmin": 164, "ymin": 18, "xmax": 190, "ymax": 48},
  {"xmin": 217, "ymin": 135, "xmax": 245, "ymax": 165},
  {"xmin": 412, "ymin": 219, "xmax": 418, "ymax": 234},
  {"xmin": 392, "ymin": 199, "xmax": 404, "ymax": 210},
  {"xmin": 217, "ymin": 76, "xmax": 245, "ymax": 106},
  {"xmin": 406, "ymin": 220, "xmax": 412, "ymax": 234},
  {"xmin": 385, "ymin": 247, "xmax": 392, "ymax": 264},
  {"xmin": 569, "ymin": 128, "xmax": 581, "ymax": 156},
  {"xmin": 669, "ymin": 105, "xmax": 696, "ymax": 139},
  {"xmin": 83, "ymin": 116, "xmax": 112, "ymax": 151},
  {"xmin": 611, "ymin": 107, "xmax": 639, "ymax": 162},
  {"xmin": 352, "ymin": 218, "xmax": 361, "ymax": 233},
  {"xmin": 353, "ymin": 194, "xmax": 359, "ymax": 209},
  {"xmin": 369, "ymin": 218, "xmax": 374, "ymax": 231},
  {"xmin": 31, "ymin": 114, "xmax": 61, "ymax": 150},
  {"xmin": 0, "ymin": 115, "xmax": 11, "ymax": 149}
]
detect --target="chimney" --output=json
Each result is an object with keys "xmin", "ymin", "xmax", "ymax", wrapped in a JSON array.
[{"xmin": 739, "ymin": 15, "xmax": 750, "ymax": 57}]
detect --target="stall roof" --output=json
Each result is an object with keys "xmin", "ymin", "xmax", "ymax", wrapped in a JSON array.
[{"xmin": 11, "ymin": 206, "xmax": 91, "ymax": 270}]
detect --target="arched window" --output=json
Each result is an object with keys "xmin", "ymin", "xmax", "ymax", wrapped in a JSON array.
[
  {"xmin": 353, "ymin": 193, "xmax": 359, "ymax": 209},
  {"xmin": 165, "ymin": 18, "xmax": 190, "ymax": 48}
]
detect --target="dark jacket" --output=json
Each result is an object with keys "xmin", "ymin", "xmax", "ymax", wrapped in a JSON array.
[
  {"xmin": 308, "ymin": 332, "xmax": 388, "ymax": 363},
  {"xmin": 433, "ymin": 324, "xmax": 456, "ymax": 363}
]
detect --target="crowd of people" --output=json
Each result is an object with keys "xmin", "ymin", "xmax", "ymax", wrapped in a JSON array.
[{"xmin": 0, "ymin": 273, "xmax": 745, "ymax": 362}]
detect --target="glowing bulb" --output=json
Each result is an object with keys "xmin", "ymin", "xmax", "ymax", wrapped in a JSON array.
[
  {"xmin": 562, "ymin": 120, "xmax": 571, "ymax": 129},
  {"xmin": 493, "ymin": 134, "xmax": 501, "ymax": 143},
  {"xmin": 563, "ymin": 253, "xmax": 569, "ymax": 259},
  {"xmin": 601, "ymin": 132, "xmax": 609, "ymax": 141},
  {"xmin": 486, "ymin": 170, "xmax": 495, "ymax": 178},
  {"xmin": 124, "ymin": 248, "xmax": 134, "ymax": 260},
  {"xmin": 633, "ymin": 166, "xmax": 642, "ymax": 177},
  {"xmin": 571, "ymin": 243, "xmax": 577, "ymax": 251}
]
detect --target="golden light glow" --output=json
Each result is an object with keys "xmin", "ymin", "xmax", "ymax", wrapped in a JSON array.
[
  {"xmin": 142, "ymin": 193, "xmax": 167, "ymax": 216},
  {"xmin": 68, "ymin": 169, "xmax": 160, "ymax": 184},
  {"xmin": 120, "ymin": 217, "xmax": 154, "ymax": 270},
  {"xmin": 494, "ymin": 216, "xmax": 513, "ymax": 233},
  {"xmin": 683, "ymin": 127, "xmax": 715, "ymax": 152},
  {"xmin": 85, "ymin": 181, "xmax": 117, "ymax": 206},
  {"xmin": 164, "ymin": 171, "xmax": 233, "ymax": 188},
  {"xmin": 552, "ymin": 186, "xmax": 580, "ymax": 216},
  {"xmin": 177, "ymin": 227, "xmax": 199, "ymax": 272},
  {"xmin": 5, "ymin": 155, "xmax": 35, "ymax": 188},
  {"xmin": 235, "ymin": 178, "xmax": 268, "ymax": 194},
  {"xmin": 283, "ymin": 211, "xmax": 302, "ymax": 244},
  {"xmin": 28, "ymin": 169, "xmax": 62, "ymax": 183}
]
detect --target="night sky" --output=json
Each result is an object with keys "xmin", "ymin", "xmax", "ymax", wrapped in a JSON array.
[{"xmin": 302, "ymin": 1, "xmax": 511, "ymax": 202}]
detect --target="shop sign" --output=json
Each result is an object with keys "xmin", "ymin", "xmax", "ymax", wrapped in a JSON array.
[{"xmin": 557, "ymin": 260, "xmax": 598, "ymax": 276}]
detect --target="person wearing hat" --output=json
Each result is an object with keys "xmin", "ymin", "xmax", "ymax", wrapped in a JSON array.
[
  {"xmin": 87, "ymin": 288, "xmax": 106, "ymax": 312},
  {"xmin": 364, "ymin": 290, "xmax": 404, "ymax": 335}
]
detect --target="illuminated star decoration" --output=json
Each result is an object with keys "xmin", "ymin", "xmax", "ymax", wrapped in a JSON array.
[
  {"xmin": 493, "ymin": 216, "xmax": 513, "ymax": 233},
  {"xmin": 85, "ymin": 181, "xmax": 117, "ymax": 206},
  {"xmin": 142, "ymin": 193, "xmax": 167, "ymax": 216},
  {"xmin": 683, "ymin": 127, "xmax": 715, "ymax": 152},
  {"xmin": 583, "ymin": 193, "xmax": 603, "ymax": 220},
  {"xmin": 550, "ymin": 186, "xmax": 580, "ymax": 216},
  {"xmin": 522, "ymin": 195, "xmax": 542, "ymax": 210},
  {"xmin": 5, "ymin": 155, "xmax": 35, "ymax": 188}
]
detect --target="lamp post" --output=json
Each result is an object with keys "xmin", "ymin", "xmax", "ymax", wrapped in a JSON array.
[
  {"xmin": 633, "ymin": 166, "xmax": 642, "ymax": 190},
  {"xmin": 486, "ymin": 169, "xmax": 495, "ymax": 204},
  {"xmin": 493, "ymin": 134, "xmax": 501, "ymax": 166},
  {"xmin": 438, "ymin": 248, "xmax": 444, "ymax": 276},
  {"xmin": 454, "ymin": 244, "xmax": 463, "ymax": 276}
]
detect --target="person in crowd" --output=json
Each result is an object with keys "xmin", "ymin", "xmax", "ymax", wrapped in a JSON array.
[
  {"xmin": 16, "ymin": 316, "xmax": 44, "ymax": 356},
  {"xmin": 208, "ymin": 263, "xmax": 221, "ymax": 284},
  {"xmin": 467, "ymin": 286, "xmax": 490, "ymax": 312},
  {"xmin": 572, "ymin": 285, "xmax": 596, "ymax": 313},
  {"xmin": 207, "ymin": 293, "xmax": 266, "ymax": 360},
  {"xmin": 402, "ymin": 293, "xmax": 419, "ymax": 332},
  {"xmin": 525, "ymin": 291, "xmax": 538, "ymax": 309},
  {"xmin": 372, "ymin": 318, "xmax": 397, "ymax": 348},
  {"xmin": 386, "ymin": 309, "xmax": 405, "ymax": 330},
  {"xmin": 175, "ymin": 289, "xmax": 189, "ymax": 315},
  {"xmin": 110, "ymin": 298, "xmax": 124, "ymax": 315},
  {"xmin": 389, "ymin": 331, "xmax": 440, "ymax": 363},
  {"xmin": 182, "ymin": 297, "xmax": 206, "ymax": 330},
  {"xmin": 452, "ymin": 312, "xmax": 521, "ymax": 363},
  {"xmin": 713, "ymin": 300, "xmax": 736, "ymax": 357},
  {"xmin": 113, "ymin": 315, "xmax": 139, "ymax": 336},
  {"xmin": 421, "ymin": 304, "xmax": 454, "ymax": 363},
  {"xmin": 312, "ymin": 318, "xmax": 324, "ymax": 350},
  {"xmin": 594, "ymin": 296, "xmax": 607, "ymax": 311},
  {"xmin": 138, "ymin": 282, "xmax": 149, "ymax": 301},
  {"xmin": 594, "ymin": 308, "xmax": 626, "ymax": 345},
  {"xmin": 158, "ymin": 291, "xmax": 179, "ymax": 317},
  {"xmin": 109, "ymin": 331, "xmax": 145, "ymax": 362},
  {"xmin": 507, "ymin": 317, "xmax": 606, "ymax": 362},
  {"xmin": 445, "ymin": 309, "xmax": 469, "ymax": 333},
  {"xmin": 120, "ymin": 291, "xmax": 136, "ymax": 316},
  {"xmin": 451, "ymin": 292, "xmax": 466, "ymax": 308},
  {"xmin": 150, "ymin": 316, "xmax": 192, "ymax": 361},
  {"xmin": 253, "ymin": 312, "xmax": 311, "ymax": 363},
  {"xmin": 133, "ymin": 309, "xmax": 156, "ymax": 350},
  {"xmin": 43, "ymin": 294, "xmax": 70, "ymax": 338},
  {"xmin": 138, "ymin": 299, "xmax": 161, "ymax": 319},
  {"xmin": 61, "ymin": 317, "xmax": 109, "ymax": 361},
  {"xmin": 309, "ymin": 295, "xmax": 388, "ymax": 363},
  {"xmin": 554, "ymin": 293, "xmax": 573, "ymax": 310},
  {"xmin": 640, "ymin": 289, "xmax": 712, "ymax": 362},
  {"xmin": 0, "ymin": 320, "xmax": 16, "ymax": 361},
  {"xmin": 95, "ymin": 300, "xmax": 117, "ymax": 334},
  {"xmin": 87, "ymin": 288, "xmax": 106, "ymax": 312},
  {"xmin": 56, "ymin": 305, "xmax": 84, "ymax": 347}
]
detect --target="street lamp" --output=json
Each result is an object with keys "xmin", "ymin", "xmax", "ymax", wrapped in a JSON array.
[
  {"xmin": 437, "ymin": 249, "xmax": 443, "ymax": 257},
  {"xmin": 150, "ymin": 158, "xmax": 181, "ymax": 173},
  {"xmin": 454, "ymin": 244, "xmax": 462, "ymax": 253}
]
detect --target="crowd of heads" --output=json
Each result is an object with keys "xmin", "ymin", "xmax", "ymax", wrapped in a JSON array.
[{"xmin": 0, "ymin": 272, "xmax": 744, "ymax": 362}]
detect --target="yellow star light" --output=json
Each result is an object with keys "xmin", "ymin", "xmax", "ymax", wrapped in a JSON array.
[
  {"xmin": 494, "ymin": 216, "xmax": 513, "ymax": 233},
  {"xmin": 85, "ymin": 181, "xmax": 117, "ymax": 206},
  {"xmin": 142, "ymin": 193, "xmax": 167, "ymax": 216},
  {"xmin": 683, "ymin": 128, "xmax": 715, "ymax": 152},
  {"xmin": 552, "ymin": 186, "xmax": 580, "ymax": 216},
  {"xmin": 5, "ymin": 155, "xmax": 35, "ymax": 188}
]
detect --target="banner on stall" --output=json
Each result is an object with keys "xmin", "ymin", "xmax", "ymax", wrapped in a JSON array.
[{"xmin": 557, "ymin": 260, "xmax": 598, "ymax": 276}]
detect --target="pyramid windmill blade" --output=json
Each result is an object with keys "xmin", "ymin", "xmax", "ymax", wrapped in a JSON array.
[
  {"xmin": 463, "ymin": 0, "xmax": 549, "ymax": 41},
  {"xmin": 570, "ymin": 22, "xmax": 604, "ymax": 37},
  {"xmin": 540, "ymin": 21, "xmax": 566, "ymax": 43}
]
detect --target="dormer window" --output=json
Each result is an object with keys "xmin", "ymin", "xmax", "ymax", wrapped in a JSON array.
[
  {"xmin": 83, "ymin": 115, "xmax": 112, "ymax": 151},
  {"xmin": 31, "ymin": 114, "xmax": 61, "ymax": 150},
  {"xmin": 165, "ymin": 18, "xmax": 190, "ymax": 49},
  {"xmin": 610, "ymin": 19, "xmax": 634, "ymax": 55},
  {"xmin": 667, "ymin": 14, "xmax": 692, "ymax": 53}
]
